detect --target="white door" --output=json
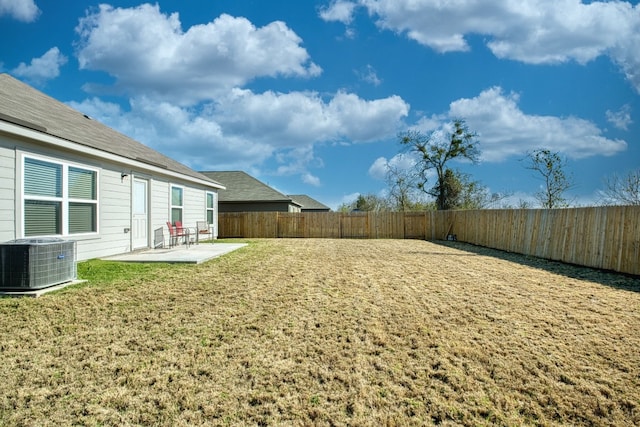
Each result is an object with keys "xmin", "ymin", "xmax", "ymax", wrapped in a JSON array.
[{"xmin": 132, "ymin": 178, "xmax": 149, "ymax": 249}]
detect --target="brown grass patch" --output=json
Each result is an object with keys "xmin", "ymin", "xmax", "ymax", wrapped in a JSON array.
[{"xmin": 1, "ymin": 239, "xmax": 639, "ymax": 426}]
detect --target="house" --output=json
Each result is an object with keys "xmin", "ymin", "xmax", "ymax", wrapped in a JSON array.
[
  {"xmin": 200, "ymin": 171, "xmax": 302, "ymax": 212},
  {"xmin": 288, "ymin": 194, "xmax": 331, "ymax": 212},
  {"xmin": 0, "ymin": 74, "xmax": 224, "ymax": 261}
]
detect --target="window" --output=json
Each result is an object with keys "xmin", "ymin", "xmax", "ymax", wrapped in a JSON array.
[
  {"xmin": 171, "ymin": 186, "xmax": 183, "ymax": 223},
  {"xmin": 206, "ymin": 192, "xmax": 215, "ymax": 224},
  {"xmin": 23, "ymin": 157, "xmax": 97, "ymax": 236},
  {"xmin": 68, "ymin": 167, "xmax": 97, "ymax": 233}
]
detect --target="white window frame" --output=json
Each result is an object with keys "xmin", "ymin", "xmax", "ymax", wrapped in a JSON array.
[
  {"xmin": 170, "ymin": 184, "xmax": 184, "ymax": 224},
  {"xmin": 205, "ymin": 191, "xmax": 215, "ymax": 225},
  {"xmin": 22, "ymin": 154, "xmax": 99, "ymax": 237}
]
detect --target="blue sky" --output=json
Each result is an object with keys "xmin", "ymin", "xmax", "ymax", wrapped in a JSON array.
[{"xmin": 1, "ymin": 0, "xmax": 639, "ymax": 209}]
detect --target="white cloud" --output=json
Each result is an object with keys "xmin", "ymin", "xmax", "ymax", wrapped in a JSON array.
[
  {"xmin": 12, "ymin": 47, "xmax": 67, "ymax": 83},
  {"xmin": 356, "ymin": 64, "xmax": 382, "ymax": 86},
  {"xmin": 213, "ymin": 89, "xmax": 335, "ymax": 146},
  {"xmin": 446, "ymin": 87, "xmax": 627, "ymax": 161},
  {"xmin": 344, "ymin": 27, "xmax": 357, "ymax": 39},
  {"xmin": 332, "ymin": 0, "xmax": 640, "ymax": 92},
  {"xmin": 213, "ymin": 88, "xmax": 409, "ymax": 146},
  {"xmin": 610, "ymin": 27, "xmax": 640, "ymax": 93},
  {"xmin": 274, "ymin": 146, "xmax": 322, "ymax": 179},
  {"xmin": 606, "ymin": 105, "xmax": 633, "ymax": 130},
  {"xmin": 319, "ymin": 1, "xmax": 359, "ymax": 39},
  {"xmin": 0, "ymin": 0, "xmax": 39, "ymax": 22},
  {"xmin": 368, "ymin": 153, "xmax": 416, "ymax": 180},
  {"xmin": 319, "ymin": 0, "xmax": 357, "ymax": 24},
  {"xmin": 368, "ymin": 157, "xmax": 389, "ymax": 180},
  {"xmin": 69, "ymin": 88, "xmax": 409, "ymax": 175},
  {"xmin": 328, "ymin": 91, "xmax": 409, "ymax": 140},
  {"xmin": 75, "ymin": 4, "xmax": 322, "ymax": 103},
  {"xmin": 302, "ymin": 173, "xmax": 322, "ymax": 187}
]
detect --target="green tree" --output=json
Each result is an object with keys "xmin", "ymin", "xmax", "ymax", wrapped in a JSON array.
[
  {"xmin": 436, "ymin": 168, "xmax": 463, "ymax": 210},
  {"xmin": 336, "ymin": 203, "xmax": 351, "ymax": 213},
  {"xmin": 399, "ymin": 119, "xmax": 480, "ymax": 210},
  {"xmin": 454, "ymin": 172, "xmax": 510, "ymax": 209},
  {"xmin": 337, "ymin": 194, "xmax": 391, "ymax": 212},
  {"xmin": 599, "ymin": 168, "xmax": 640, "ymax": 206},
  {"xmin": 525, "ymin": 149, "xmax": 574, "ymax": 208},
  {"xmin": 432, "ymin": 170, "xmax": 508, "ymax": 210}
]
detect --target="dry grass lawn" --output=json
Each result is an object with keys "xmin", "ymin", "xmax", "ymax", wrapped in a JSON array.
[{"xmin": 0, "ymin": 239, "xmax": 639, "ymax": 426}]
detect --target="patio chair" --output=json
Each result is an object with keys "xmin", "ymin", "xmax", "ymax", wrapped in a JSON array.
[
  {"xmin": 166, "ymin": 221, "xmax": 190, "ymax": 248},
  {"xmin": 196, "ymin": 221, "xmax": 213, "ymax": 243},
  {"xmin": 153, "ymin": 227, "xmax": 165, "ymax": 248},
  {"xmin": 175, "ymin": 221, "xmax": 196, "ymax": 246}
]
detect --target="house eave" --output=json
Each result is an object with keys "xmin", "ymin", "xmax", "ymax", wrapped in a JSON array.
[{"xmin": 220, "ymin": 199, "xmax": 302, "ymax": 207}]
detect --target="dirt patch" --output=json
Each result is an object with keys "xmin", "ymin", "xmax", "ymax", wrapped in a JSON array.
[{"xmin": 1, "ymin": 239, "xmax": 638, "ymax": 426}]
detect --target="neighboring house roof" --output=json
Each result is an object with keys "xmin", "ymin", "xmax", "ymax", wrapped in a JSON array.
[
  {"xmin": 288, "ymin": 194, "xmax": 331, "ymax": 211},
  {"xmin": 0, "ymin": 73, "xmax": 223, "ymax": 189},
  {"xmin": 200, "ymin": 171, "xmax": 301, "ymax": 206}
]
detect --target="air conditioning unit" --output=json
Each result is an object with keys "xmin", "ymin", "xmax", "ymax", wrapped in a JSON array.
[{"xmin": 0, "ymin": 238, "xmax": 77, "ymax": 290}]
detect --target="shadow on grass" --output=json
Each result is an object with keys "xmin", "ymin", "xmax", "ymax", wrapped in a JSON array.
[{"xmin": 432, "ymin": 240, "xmax": 640, "ymax": 293}]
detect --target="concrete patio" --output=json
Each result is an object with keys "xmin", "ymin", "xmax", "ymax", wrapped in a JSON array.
[{"xmin": 102, "ymin": 242, "xmax": 248, "ymax": 264}]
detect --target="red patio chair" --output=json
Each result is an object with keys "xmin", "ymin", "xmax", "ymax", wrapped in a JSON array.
[
  {"xmin": 166, "ymin": 221, "xmax": 190, "ymax": 247},
  {"xmin": 175, "ymin": 220, "xmax": 193, "ymax": 247}
]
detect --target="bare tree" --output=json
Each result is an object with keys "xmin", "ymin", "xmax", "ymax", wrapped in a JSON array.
[
  {"xmin": 454, "ymin": 172, "xmax": 512, "ymax": 209},
  {"xmin": 399, "ymin": 119, "xmax": 480, "ymax": 210},
  {"xmin": 384, "ymin": 161, "xmax": 433, "ymax": 211},
  {"xmin": 337, "ymin": 194, "xmax": 392, "ymax": 212},
  {"xmin": 525, "ymin": 149, "xmax": 574, "ymax": 208},
  {"xmin": 600, "ymin": 169, "xmax": 640, "ymax": 206}
]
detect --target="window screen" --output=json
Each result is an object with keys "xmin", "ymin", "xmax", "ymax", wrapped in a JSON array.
[
  {"xmin": 24, "ymin": 200, "xmax": 61, "ymax": 236},
  {"xmin": 68, "ymin": 167, "xmax": 96, "ymax": 200},
  {"xmin": 24, "ymin": 158, "xmax": 62, "ymax": 197}
]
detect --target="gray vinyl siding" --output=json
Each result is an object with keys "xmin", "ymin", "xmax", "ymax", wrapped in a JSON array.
[
  {"xmin": 150, "ymin": 176, "xmax": 170, "ymax": 237},
  {"xmin": 0, "ymin": 138, "xmax": 16, "ymax": 242},
  {"xmin": 183, "ymin": 185, "xmax": 205, "ymax": 228},
  {"xmin": 79, "ymin": 167, "xmax": 131, "ymax": 260},
  {"xmin": 150, "ymin": 177, "xmax": 172, "ymax": 248}
]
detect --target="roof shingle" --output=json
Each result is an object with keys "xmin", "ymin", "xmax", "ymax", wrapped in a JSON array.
[{"xmin": 288, "ymin": 194, "xmax": 331, "ymax": 211}]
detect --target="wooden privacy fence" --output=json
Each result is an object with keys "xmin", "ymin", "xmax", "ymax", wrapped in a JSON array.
[
  {"xmin": 218, "ymin": 206, "xmax": 640, "ymax": 276},
  {"xmin": 441, "ymin": 206, "xmax": 640, "ymax": 276},
  {"xmin": 218, "ymin": 211, "xmax": 444, "ymax": 240}
]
